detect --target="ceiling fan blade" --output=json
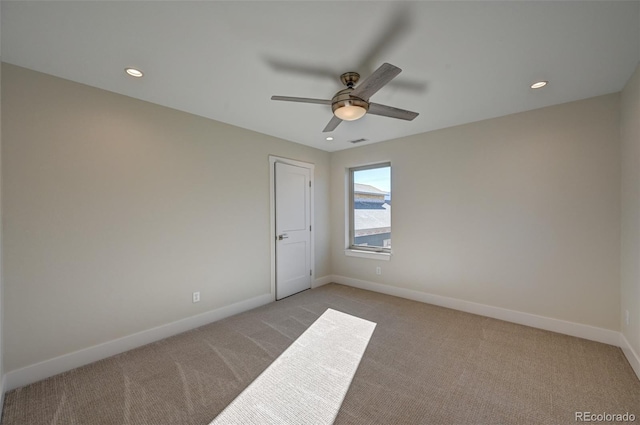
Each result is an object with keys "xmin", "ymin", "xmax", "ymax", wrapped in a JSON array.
[
  {"xmin": 368, "ymin": 103, "xmax": 419, "ymax": 121},
  {"xmin": 271, "ymin": 96, "xmax": 332, "ymax": 105},
  {"xmin": 350, "ymin": 63, "xmax": 402, "ymax": 100},
  {"xmin": 323, "ymin": 115, "xmax": 342, "ymax": 132}
]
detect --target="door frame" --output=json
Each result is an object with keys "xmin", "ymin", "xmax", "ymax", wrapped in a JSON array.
[{"xmin": 269, "ymin": 155, "xmax": 315, "ymax": 301}]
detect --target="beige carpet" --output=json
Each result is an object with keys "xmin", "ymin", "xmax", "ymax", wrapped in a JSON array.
[
  {"xmin": 2, "ymin": 283, "xmax": 639, "ymax": 424},
  {"xmin": 211, "ymin": 308, "xmax": 375, "ymax": 424}
]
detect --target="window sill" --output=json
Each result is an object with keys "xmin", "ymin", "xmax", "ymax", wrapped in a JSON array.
[{"xmin": 344, "ymin": 249, "xmax": 391, "ymax": 261}]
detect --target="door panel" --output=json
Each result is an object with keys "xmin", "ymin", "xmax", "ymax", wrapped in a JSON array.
[
  {"xmin": 275, "ymin": 162, "xmax": 311, "ymax": 300},
  {"xmin": 278, "ymin": 172, "xmax": 307, "ymax": 231},
  {"xmin": 279, "ymin": 241, "xmax": 308, "ymax": 283}
]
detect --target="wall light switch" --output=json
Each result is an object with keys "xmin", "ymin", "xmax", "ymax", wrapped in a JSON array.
[{"xmin": 193, "ymin": 291, "xmax": 201, "ymax": 303}]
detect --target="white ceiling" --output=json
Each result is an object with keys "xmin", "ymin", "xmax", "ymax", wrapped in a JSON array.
[{"xmin": 2, "ymin": 1, "xmax": 639, "ymax": 152}]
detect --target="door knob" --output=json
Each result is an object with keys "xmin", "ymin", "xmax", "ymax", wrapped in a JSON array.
[{"xmin": 278, "ymin": 234, "xmax": 289, "ymax": 240}]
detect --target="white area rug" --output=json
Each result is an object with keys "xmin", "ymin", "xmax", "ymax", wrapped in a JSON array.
[{"xmin": 210, "ymin": 308, "xmax": 377, "ymax": 425}]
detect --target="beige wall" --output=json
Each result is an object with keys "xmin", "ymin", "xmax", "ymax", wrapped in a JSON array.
[
  {"xmin": 621, "ymin": 63, "xmax": 640, "ymax": 356},
  {"xmin": 1, "ymin": 64, "xmax": 331, "ymax": 372},
  {"xmin": 331, "ymin": 94, "xmax": 621, "ymax": 330},
  {"xmin": 0, "ymin": 57, "xmax": 3, "ymax": 388}
]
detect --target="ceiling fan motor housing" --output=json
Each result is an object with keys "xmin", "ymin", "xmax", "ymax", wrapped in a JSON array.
[{"xmin": 331, "ymin": 88, "xmax": 369, "ymax": 117}]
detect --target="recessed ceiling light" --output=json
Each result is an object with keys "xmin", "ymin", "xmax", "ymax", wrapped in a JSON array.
[
  {"xmin": 326, "ymin": 137, "xmax": 334, "ymax": 141},
  {"xmin": 125, "ymin": 67, "xmax": 144, "ymax": 78},
  {"xmin": 530, "ymin": 81, "xmax": 548, "ymax": 89}
]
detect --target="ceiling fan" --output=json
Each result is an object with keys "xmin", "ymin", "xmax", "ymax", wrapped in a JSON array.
[{"xmin": 271, "ymin": 63, "xmax": 419, "ymax": 132}]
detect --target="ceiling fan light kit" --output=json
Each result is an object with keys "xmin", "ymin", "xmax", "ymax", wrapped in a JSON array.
[
  {"xmin": 334, "ymin": 102, "xmax": 368, "ymax": 121},
  {"xmin": 271, "ymin": 62, "xmax": 419, "ymax": 133},
  {"xmin": 332, "ymin": 89, "xmax": 369, "ymax": 121}
]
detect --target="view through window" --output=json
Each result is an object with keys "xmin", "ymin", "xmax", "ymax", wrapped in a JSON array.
[{"xmin": 350, "ymin": 163, "xmax": 391, "ymax": 252}]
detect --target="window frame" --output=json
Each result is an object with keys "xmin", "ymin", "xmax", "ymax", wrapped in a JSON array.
[{"xmin": 348, "ymin": 162, "xmax": 392, "ymax": 254}]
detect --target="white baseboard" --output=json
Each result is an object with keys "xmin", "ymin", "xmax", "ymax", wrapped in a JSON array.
[
  {"xmin": 4, "ymin": 293, "xmax": 273, "ymax": 392},
  {"xmin": 332, "ymin": 275, "xmax": 621, "ymax": 347},
  {"xmin": 620, "ymin": 333, "xmax": 640, "ymax": 380},
  {"xmin": 312, "ymin": 275, "xmax": 333, "ymax": 289},
  {"xmin": 5, "ymin": 279, "xmax": 637, "ymax": 393}
]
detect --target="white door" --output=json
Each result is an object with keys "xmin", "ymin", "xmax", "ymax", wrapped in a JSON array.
[{"xmin": 275, "ymin": 162, "xmax": 311, "ymax": 300}]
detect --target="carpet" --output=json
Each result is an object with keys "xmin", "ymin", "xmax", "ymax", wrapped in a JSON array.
[
  {"xmin": 1, "ymin": 284, "xmax": 639, "ymax": 424},
  {"xmin": 211, "ymin": 308, "xmax": 376, "ymax": 424}
]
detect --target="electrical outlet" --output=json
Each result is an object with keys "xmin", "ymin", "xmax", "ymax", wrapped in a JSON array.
[
  {"xmin": 376, "ymin": 266, "xmax": 382, "ymax": 275},
  {"xmin": 625, "ymin": 310, "xmax": 630, "ymax": 326},
  {"xmin": 193, "ymin": 291, "xmax": 201, "ymax": 303}
]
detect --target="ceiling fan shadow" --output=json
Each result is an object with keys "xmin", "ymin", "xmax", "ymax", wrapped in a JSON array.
[
  {"xmin": 263, "ymin": 3, "xmax": 426, "ymax": 94},
  {"xmin": 264, "ymin": 57, "xmax": 337, "ymax": 81},
  {"xmin": 356, "ymin": 5, "xmax": 412, "ymax": 75}
]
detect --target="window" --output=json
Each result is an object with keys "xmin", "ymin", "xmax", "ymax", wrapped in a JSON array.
[{"xmin": 348, "ymin": 163, "xmax": 391, "ymax": 253}]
